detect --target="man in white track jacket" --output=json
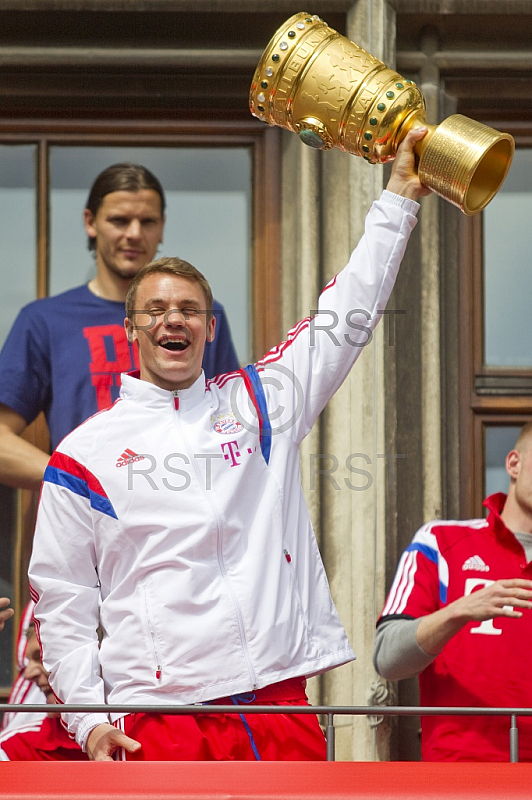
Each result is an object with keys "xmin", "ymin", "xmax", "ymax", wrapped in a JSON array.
[{"xmin": 29, "ymin": 127, "xmax": 429, "ymax": 762}]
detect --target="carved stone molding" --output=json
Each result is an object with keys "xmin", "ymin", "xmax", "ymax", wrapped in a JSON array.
[{"xmin": 367, "ymin": 678, "xmax": 397, "ymax": 729}]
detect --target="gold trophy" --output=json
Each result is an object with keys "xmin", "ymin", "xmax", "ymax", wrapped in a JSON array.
[{"xmin": 249, "ymin": 12, "xmax": 514, "ymax": 215}]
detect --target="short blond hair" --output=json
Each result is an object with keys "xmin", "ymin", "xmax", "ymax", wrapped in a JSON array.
[
  {"xmin": 125, "ymin": 257, "xmax": 214, "ymax": 322},
  {"xmin": 514, "ymin": 421, "xmax": 532, "ymax": 453}
]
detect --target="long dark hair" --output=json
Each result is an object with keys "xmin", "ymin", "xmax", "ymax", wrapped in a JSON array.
[{"xmin": 85, "ymin": 162, "xmax": 166, "ymax": 251}]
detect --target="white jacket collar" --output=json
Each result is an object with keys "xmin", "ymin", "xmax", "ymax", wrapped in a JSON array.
[{"xmin": 119, "ymin": 370, "xmax": 207, "ymax": 410}]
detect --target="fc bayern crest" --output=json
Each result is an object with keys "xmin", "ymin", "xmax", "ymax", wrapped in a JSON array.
[{"xmin": 212, "ymin": 413, "xmax": 243, "ymax": 435}]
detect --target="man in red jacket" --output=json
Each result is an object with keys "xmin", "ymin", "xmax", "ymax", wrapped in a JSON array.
[{"xmin": 374, "ymin": 422, "xmax": 532, "ymax": 761}]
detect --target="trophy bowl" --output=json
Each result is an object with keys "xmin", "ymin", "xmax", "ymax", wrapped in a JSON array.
[{"xmin": 249, "ymin": 12, "xmax": 514, "ymax": 215}]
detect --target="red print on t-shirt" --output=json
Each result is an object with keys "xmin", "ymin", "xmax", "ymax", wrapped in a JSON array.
[{"xmin": 83, "ymin": 325, "xmax": 139, "ymax": 410}]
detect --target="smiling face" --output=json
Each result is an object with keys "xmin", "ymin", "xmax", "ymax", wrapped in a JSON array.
[
  {"xmin": 125, "ymin": 272, "xmax": 216, "ymax": 391},
  {"xmin": 84, "ymin": 189, "xmax": 165, "ymax": 281}
]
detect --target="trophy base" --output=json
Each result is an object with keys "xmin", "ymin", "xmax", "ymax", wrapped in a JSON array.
[{"xmin": 417, "ymin": 114, "xmax": 515, "ymax": 215}]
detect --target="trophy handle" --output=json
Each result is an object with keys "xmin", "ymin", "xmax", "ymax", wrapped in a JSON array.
[{"xmin": 398, "ymin": 113, "xmax": 515, "ymax": 215}]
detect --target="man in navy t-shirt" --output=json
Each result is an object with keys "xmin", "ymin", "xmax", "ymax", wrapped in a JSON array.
[{"xmin": 0, "ymin": 162, "xmax": 239, "ymax": 492}]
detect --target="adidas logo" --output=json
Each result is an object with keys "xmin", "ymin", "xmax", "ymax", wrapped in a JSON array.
[
  {"xmin": 462, "ymin": 555, "xmax": 490, "ymax": 572},
  {"xmin": 116, "ymin": 448, "xmax": 145, "ymax": 468}
]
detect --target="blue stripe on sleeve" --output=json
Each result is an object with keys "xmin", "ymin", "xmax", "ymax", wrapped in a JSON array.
[
  {"xmin": 406, "ymin": 542, "xmax": 438, "ymax": 563},
  {"xmin": 406, "ymin": 541, "xmax": 447, "ymax": 604},
  {"xmin": 44, "ymin": 465, "xmax": 118, "ymax": 520}
]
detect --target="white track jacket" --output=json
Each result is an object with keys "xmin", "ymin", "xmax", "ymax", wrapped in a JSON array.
[{"xmin": 29, "ymin": 191, "xmax": 419, "ymax": 749}]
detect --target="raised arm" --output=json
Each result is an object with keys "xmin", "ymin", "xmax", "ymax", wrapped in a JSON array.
[{"xmin": 254, "ymin": 127, "xmax": 429, "ymax": 444}]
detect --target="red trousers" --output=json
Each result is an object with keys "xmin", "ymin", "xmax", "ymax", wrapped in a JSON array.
[{"xmin": 116, "ymin": 678, "xmax": 326, "ymax": 761}]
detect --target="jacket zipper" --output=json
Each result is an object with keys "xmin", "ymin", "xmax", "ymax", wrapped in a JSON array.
[
  {"xmin": 144, "ymin": 586, "xmax": 163, "ymax": 681},
  {"xmin": 172, "ymin": 394, "xmax": 258, "ymax": 690}
]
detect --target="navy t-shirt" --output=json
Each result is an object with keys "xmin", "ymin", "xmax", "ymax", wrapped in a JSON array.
[{"xmin": 0, "ymin": 284, "xmax": 239, "ymax": 450}]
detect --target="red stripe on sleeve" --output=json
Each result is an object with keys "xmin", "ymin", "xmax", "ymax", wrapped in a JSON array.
[{"xmin": 48, "ymin": 451, "xmax": 109, "ymax": 500}]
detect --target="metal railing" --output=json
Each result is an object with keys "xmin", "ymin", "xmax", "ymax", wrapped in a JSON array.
[{"xmin": 2, "ymin": 703, "xmax": 531, "ymax": 762}]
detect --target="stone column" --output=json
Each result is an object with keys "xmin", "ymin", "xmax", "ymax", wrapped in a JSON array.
[{"xmin": 317, "ymin": 0, "xmax": 400, "ymax": 762}]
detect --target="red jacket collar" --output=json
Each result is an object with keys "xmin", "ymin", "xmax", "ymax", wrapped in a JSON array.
[
  {"xmin": 483, "ymin": 492, "xmax": 525, "ymax": 553},
  {"xmin": 483, "ymin": 492, "xmax": 507, "ymax": 519}
]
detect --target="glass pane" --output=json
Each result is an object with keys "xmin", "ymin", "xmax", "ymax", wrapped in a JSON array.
[
  {"xmin": 0, "ymin": 145, "xmax": 37, "ymax": 346},
  {"xmin": 484, "ymin": 149, "xmax": 532, "ymax": 367},
  {"xmin": 0, "ymin": 144, "xmax": 37, "ymax": 689},
  {"xmin": 49, "ymin": 146, "xmax": 251, "ymax": 364},
  {"xmin": 0, "ymin": 485, "xmax": 15, "ymax": 690},
  {"xmin": 484, "ymin": 425, "xmax": 522, "ymax": 498}
]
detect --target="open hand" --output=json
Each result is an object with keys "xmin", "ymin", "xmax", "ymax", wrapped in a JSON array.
[
  {"xmin": 86, "ymin": 722, "xmax": 142, "ymax": 761},
  {"xmin": 454, "ymin": 578, "xmax": 532, "ymax": 622}
]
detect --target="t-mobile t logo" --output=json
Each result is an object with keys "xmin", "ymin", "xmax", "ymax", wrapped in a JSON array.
[
  {"xmin": 465, "ymin": 578, "xmax": 507, "ymax": 636},
  {"xmin": 220, "ymin": 440, "xmax": 241, "ymax": 467}
]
